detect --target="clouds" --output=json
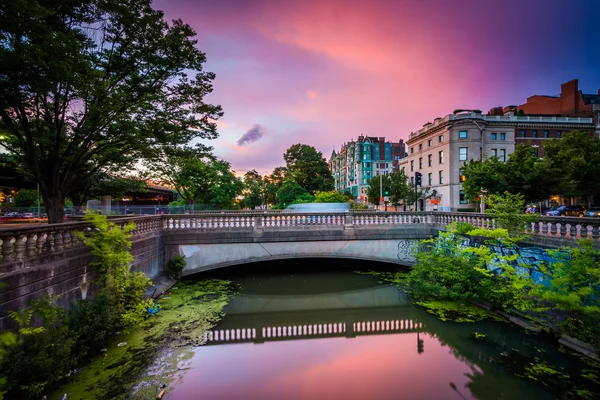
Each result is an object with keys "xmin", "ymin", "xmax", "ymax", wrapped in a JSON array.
[
  {"xmin": 237, "ymin": 124, "xmax": 266, "ymax": 146},
  {"xmin": 157, "ymin": 0, "xmax": 600, "ymax": 174}
]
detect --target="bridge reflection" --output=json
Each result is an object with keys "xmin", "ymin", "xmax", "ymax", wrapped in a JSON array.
[
  {"xmin": 202, "ymin": 282, "xmax": 426, "ymax": 346},
  {"xmin": 204, "ymin": 315, "xmax": 424, "ymax": 345}
]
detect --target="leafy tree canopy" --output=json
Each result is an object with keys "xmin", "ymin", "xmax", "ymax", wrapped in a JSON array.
[
  {"xmin": 276, "ymin": 180, "xmax": 313, "ymax": 208},
  {"xmin": 542, "ymin": 131, "xmax": 600, "ymax": 200},
  {"xmin": 283, "ymin": 144, "xmax": 333, "ymax": 194},
  {"xmin": 146, "ymin": 144, "xmax": 242, "ymax": 210},
  {"xmin": 241, "ymin": 170, "xmax": 265, "ymax": 209},
  {"xmin": 461, "ymin": 157, "xmax": 507, "ymax": 202},
  {"xmin": 313, "ymin": 191, "xmax": 349, "ymax": 203},
  {"xmin": 0, "ymin": 0, "xmax": 223, "ymax": 222}
]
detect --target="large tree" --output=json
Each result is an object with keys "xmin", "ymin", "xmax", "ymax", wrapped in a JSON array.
[
  {"xmin": 264, "ymin": 166, "xmax": 286, "ymax": 206},
  {"xmin": 147, "ymin": 145, "xmax": 242, "ymax": 210},
  {"xmin": 283, "ymin": 144, "xmax": 333, "ymax": 194},
  {"xmin": 504, "ymin": 143, "xmax": 560, "ymax": 203},
  {"xmin": 0, "ymin": 0, "xmax": 223, "ymax": 222},
  {"xmin": 242, "ymin": 170, "xmax": 265, "ymax": 209},
  {"xmin": 542, "ymin": 131, "xmax": 600, "ymax": 201},
  {"xmin": 461, "ymin": 157, "xmax": 508, "ymax": 203}
]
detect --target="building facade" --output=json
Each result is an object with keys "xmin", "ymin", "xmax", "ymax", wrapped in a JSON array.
[
  {"xmin": 329, "ymin": 136, "xmax": 404, "ymax": 200},
  {"xmin": 403, "ymin": 112, "xmax": 595, "ymax": 212},
  {"xmin": 489, "ymin": 79, "xmax": 600, "ymax": 124}
]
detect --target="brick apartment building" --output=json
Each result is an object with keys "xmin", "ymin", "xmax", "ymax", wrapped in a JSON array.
[{"xmin": 488, "ymin": 79, "xmax": 600, "ymax": 157}]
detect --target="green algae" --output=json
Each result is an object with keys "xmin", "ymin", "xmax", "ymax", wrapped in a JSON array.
[
  {"xmin": 415, "ymin": 300, "xmax": 505, "ymax": 323},
  {"xmin": 353, "ymin": 270, "xmax": 409, "ymax": 286},
  {"xmin": 49, "ymin": 279, "xmax": 237, "ymax": 400}
]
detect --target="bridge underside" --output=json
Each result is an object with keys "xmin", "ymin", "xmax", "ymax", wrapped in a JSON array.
[{"xmin": 180, "ymin": 239, "xmax": 419, "ymax": 276}]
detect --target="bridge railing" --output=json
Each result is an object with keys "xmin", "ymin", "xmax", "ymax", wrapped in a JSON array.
[
  {"xmin": 164, "ymin": 211, "xmax": 434, "ymax": 230},
  {"xmin": 0, "ymin": 215, "xmax": 162, "ymax": 270},
  {"xmin": 3, "ymin": 211, "xmax": 600, "ymax": 269}
]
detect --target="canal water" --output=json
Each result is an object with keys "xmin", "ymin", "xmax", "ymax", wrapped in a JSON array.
[{"xmin": 161, "ymin": 259, "xmax": 600, "ymax": 400}]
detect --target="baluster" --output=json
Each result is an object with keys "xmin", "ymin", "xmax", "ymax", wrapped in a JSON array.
[
  {"xmin": 46, "ymin": 232, "xmax": 56, "ymax": 252},
  {"xmin": 14, "ymin": 235, "xmax": 26, "ymax": 260},
  {"xmin": 575, "ymin": 224, "xmax": 582, "ymax": 239},
  {"xmin": 54, "ymin": 230, "xmax": 64, "ymax": 251},
  {"xmin": 564, "ymin": 223, "xmax": 572, "ymax": 239},
  {"xmin": 26, "ymin": 234, "xmax": 37, "ymax": 257},
  {"xmin": 73, "ymin": 230, "xmax": 81, "ymax": 246},
  {"xmin": 586, "ymin": 225, "xmax": 593, "ymax": 239},
  {"xmin": 546, "ymin": 222, "xmax": 553, "ymax": 237},
  {"xmin": 36, "ymin": 233, "xmax": 47, "ymax": 254},
  {"xmin": 2, "ymin": 236, "xmax": 14, "ymax": 261},
  {"xmin": 555, "ymin": 223, "xmax": 562, "ymax": 238},
  {"xmin": 63, "ymin": 230, "xmax": 72, "ymax": 248}
]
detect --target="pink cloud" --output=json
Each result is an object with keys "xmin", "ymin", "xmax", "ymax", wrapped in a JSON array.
[{"xmin": 156, "ymin": 0, "xmax": 600, "ymax": 174}]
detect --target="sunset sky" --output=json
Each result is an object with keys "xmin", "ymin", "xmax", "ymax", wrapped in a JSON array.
[{"xmin": 156, "ymin": 0, "xmax": 600, "ymax": 175}]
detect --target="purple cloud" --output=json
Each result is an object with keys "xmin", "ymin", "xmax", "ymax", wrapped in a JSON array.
[{"xmin": 237, "ymin": 124, "xmax": 266, "ymax": 146}]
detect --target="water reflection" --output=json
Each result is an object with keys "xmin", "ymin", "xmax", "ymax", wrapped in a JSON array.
[{"xmin": 164, "ymin": 264, "xmax": 588, "ymax": 400}]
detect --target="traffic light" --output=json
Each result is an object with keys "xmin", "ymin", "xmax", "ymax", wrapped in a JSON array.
[
  {"xmin": 415, "ymin": 172, "xmax": 422, "ymax": 186},
  {"xmin": 383, "ymin": 186, "xmax": 391, "ymax": 196}
]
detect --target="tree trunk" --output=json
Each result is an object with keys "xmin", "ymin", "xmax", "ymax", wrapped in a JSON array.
[{"xmin": 45, "ymin": 194, "xmax": 66, "ymax": 224}]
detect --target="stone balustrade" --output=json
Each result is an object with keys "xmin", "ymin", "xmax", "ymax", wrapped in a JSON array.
[
  {"xmin": 3, "ymin": 212, "xmax": 600, "ymax": 270},
  {"xmin": 0, "ymin": 215, "xmax": 163, "ymax": 269}
]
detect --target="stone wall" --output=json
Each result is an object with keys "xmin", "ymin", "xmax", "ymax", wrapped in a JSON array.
[{"xmin": 0, "ymin": 216, "xmax": 165, "ymax": 328}]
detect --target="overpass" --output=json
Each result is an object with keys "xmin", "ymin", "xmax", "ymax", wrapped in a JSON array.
[{"xmin": 1, "ymin": 211, "xmax": 599, "ymax": 324}]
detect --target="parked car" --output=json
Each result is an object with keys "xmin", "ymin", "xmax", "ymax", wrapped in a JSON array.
[
  {"xmin": 544, "ymin": 205, "xmax": 585, "ymax": 217},
  {"xmin": 585, "ymin": 207, "xmax": 600, "ymax": 217}
]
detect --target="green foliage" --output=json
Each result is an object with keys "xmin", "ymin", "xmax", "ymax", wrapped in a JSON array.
[
  {"xmin": 167, "ymin": 255, "xmax": 187, "ymax": 278},
  {"xmin": 462, "ymin": 144, "xmax": 562, "ymax": 204},
  {"xmin": 407, "ymin": 226, "xmax": 536, "ymax": 312},
  {"xmin": 415, "ymin": 300, "xmax": 500, "ymax": 323},
  {"xmin": 276, "ymin": 180, "xmax": 313, "ymax": 208},
  {"xmin": 504, "ymin": 143, "xmax": 561, "ymax": 202},
  {"xmin": 14, "ymin": 189, "xmax": 40, "ymax": 208},
  {"xmin": 533, "ymin": 240, "xmax": 600, "ymax": 349},
  {"xmin": 351, "ymin": 202, "xmax": 368, "ymax": 209},
  {"xmin": 2, "ymin": 296, "xmax": 73, "ymax": 398},
  {"xmin": 313, "ymin": 191, "xmax": 349, "ymax": 203},
  {"xmin": 543, "ymin": 131, "xmax": 600, "ymax": 199},
  {"xmin": 461, "ymin": 157, "xmax": 508, "ymax": 202},
  {"xmin": 484, "ymin": 192, "xmax": 538, "ymax": 238},
  {"xmin": 67, "ymin": 295, "xmax": 120, "ymax": 361},
  {"xmin": 242, "ymin": 170, "xmax": 265, "ymax": 209},
  {"xmin": 283, "ymin": 144, "xmax": 334, "ymax": 194},
  {"xmin": 148, "ymin": 145, "xmax": 243, "ymax": 210},
  {"xmin": 79, "ymin": 212, "xmax": 152, "ymax": 330},
  {"xmin": 0, "ymin": 0, "xmax": 223, "ymax": 223},
  {"xmin": 264, "ymin": 167, "xmax": 287, "ymax": 206}
]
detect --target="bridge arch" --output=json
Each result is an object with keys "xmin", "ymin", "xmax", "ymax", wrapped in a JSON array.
[{"xmin": 179, "ymin": 239, "xmax": 419, "ymax": 276}]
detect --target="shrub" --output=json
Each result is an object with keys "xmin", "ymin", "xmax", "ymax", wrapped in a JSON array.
[{"xmin": 167, "ymin": 255, "xmax": 186, "ymax": 279}]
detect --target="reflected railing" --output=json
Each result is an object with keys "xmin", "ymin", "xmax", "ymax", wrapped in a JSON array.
[{"xmin": 203, "ymin": 318, "xmax": 425, "ymax": 345}]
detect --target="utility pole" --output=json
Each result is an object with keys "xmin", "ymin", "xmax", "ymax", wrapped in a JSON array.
[{"xmin": 379, "ymin": 174, "xmax": 383, "ymax": 211}]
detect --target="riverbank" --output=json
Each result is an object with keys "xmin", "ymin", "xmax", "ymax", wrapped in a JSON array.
[{"xmin": 49, "ymin": 278, "xmax": 236, "ymax": 400}]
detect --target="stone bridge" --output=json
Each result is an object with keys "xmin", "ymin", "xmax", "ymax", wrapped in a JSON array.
[{"xmin": 1, "ymin": 211, "xmax": 599, "ymax": 324}]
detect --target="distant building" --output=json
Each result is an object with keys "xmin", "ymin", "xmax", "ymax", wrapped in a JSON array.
[
  {"xmin": 489, "ymin": 79, "xmax": 600, "ymax": 124},
  {"xmin": 329, "ymin": 136, "xmax": 404, "ymax": 200},
  {"xmin": 403, "ymin": 112, "xmax": 594, "ymax": 212}
]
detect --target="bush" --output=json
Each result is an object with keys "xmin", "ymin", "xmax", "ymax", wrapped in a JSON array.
[{"xmin": 167, "ymin": 255, "xmax": 186, "ymax": 279}]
